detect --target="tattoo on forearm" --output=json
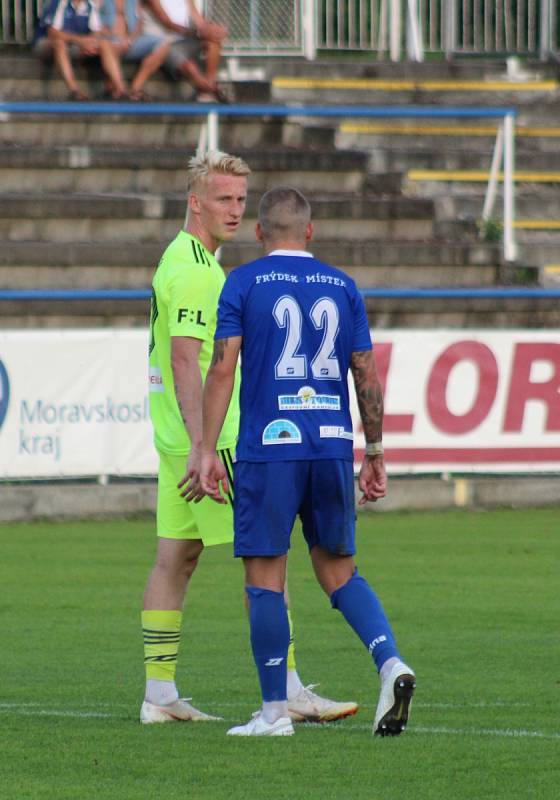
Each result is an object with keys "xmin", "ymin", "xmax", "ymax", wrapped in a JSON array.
[
  {"xmin": 211, "ymin": 338, "xmax": 227, "ymax": 367},
  {"xmin": 351, "ymin": 351, "xmax": 384, "ymax": 442}
]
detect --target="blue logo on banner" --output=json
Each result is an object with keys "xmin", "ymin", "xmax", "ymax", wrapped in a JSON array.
[{"xmin": 0, "ymin": 359, "xmax": 9, "ymax": 430}]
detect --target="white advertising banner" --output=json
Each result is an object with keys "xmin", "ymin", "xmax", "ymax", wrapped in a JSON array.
[
  {"xmin": 0, "ymin": 329, "xmax": 559, "ymax": 478},
  {"xmin": 0, "ymin": 330, "xmax": 158, "ymax": 478},
  {"xmin": 352, "ymin": 329, "xmax": 560, "ymax": 473}
]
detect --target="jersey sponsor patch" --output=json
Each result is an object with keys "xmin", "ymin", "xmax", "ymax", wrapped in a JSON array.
[
  {"xmin": 262, "ymin": 419, "xmax": 302, "ymax": 445},
  {"xmin": 177, "ymin": 307, "xmax": 206, "ymax": 326},
  {"xmin": 319, "ymin": 425, "xmax": 353, "ymax": 441},
  {"xmin": 148, "ymin": 366, "xmax": 165, "ymax": 393},
  {"xmin": 278, "ymin": 385, "xmax": 341, "ymax": 411}
]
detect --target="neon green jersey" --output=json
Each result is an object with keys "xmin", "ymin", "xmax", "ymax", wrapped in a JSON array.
[{"xmin": 148, "ymin": 230, "xmax": 240, "ymax": 455}]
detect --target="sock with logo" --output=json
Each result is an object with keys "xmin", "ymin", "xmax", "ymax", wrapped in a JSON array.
[
  {"xmin": 246, "ymin": 586, "xmax": 289, "ymax": 702},
  {"xmin": 330, "ymin": 570, "xmax": 400, "ymax": 672},
  {"xmin": 142, "ymin": 610, "xmax": 182, "ymax": 694}
]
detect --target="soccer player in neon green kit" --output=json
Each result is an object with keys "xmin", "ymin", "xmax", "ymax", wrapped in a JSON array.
[{"xmin": 141, "ymin": 150, "xmax": 359, "ymax": 723}]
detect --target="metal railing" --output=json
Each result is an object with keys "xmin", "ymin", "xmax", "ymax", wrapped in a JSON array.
[
  {"xmin": 0, "ymin": 99, "xmax": 517, "ymax": 261},
  {"xmin": 1, "ymin": 0, "xmax": 559, "ymax": 59},
  {"xmin": 2, "ymin": 288, "xmax": 559, "ymax": 301}
]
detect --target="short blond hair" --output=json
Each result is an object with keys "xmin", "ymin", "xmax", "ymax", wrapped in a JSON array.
[{"xmin": 186, "ymin": 150, "xmax": 251, "ymax": 193}]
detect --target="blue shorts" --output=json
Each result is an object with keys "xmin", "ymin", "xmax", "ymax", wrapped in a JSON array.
[
  {"xmin": 233, "ymin": 459, "xmax": 356, "ymax": 557},
  {"xmin": 124, "ymin": 34, "xmax": 165, "ymax": 62}
]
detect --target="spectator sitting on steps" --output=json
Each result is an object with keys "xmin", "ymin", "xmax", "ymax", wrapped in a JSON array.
[
  {"xmin": 141, "ymin": 0, "xmax": 228, "ymax": 102},
  {"xmin": 34, "ymin": 0, "xmax": 128, "ymax": 101},
  {"xmin": 100, "ymin": 0, "xmax": 171, "ymax": 101}
]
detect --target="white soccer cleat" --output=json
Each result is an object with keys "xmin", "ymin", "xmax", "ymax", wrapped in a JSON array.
[
  {"xmin": 373, "ymin": 662, "xmax": 416, "ymax": 737},
  {"xmin": 287, "ymin": 684, "xmax": 358, "ymax": 723},
  {"xmin": 227, "ymin": 712, "xmax": 294, "ymax": 737},
  {"xmin": 140, "ymin": 697, "xmax": 222, "ymax": 724}
]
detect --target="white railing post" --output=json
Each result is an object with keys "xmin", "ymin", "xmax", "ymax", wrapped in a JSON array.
[
  {"xmin": 406, "ymin": 0, "xmax": 423, "ymax": 61},
  {"xmin": 302, "ymin": 0, "xmax": 317, "ymax": 60},
  {"xmin": 196, "ymin": 112, "xmax": 219, "ymax": 155},
  {"xmin": 482, "ymin": 123, "xmax": 504, "ymax": 222},
  {"xmin": 443, "ymin": 0, "xmax": 456, "ymax": 59},
  {"xmin": 390, "ymin": 0, "xmax": 402, "ymax": 61},
  {"xmin": 503, "ymin": 112, "xmax": 517, "ymax": 262},
  {"xmin": 539, "ymin": 0, "xmax": 550, "ymax": 60}
]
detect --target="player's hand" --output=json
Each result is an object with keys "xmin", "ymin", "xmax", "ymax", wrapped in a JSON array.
[
  {"xmin": 358, "ymin": 455, "xmax": 387, "ymax": 505},
  {"xmin": 78, "ymin": 36, "xmax": 100, "ymax": 55},
  {"xmin": 177, "ymin": 448, "xmax": 205, "ymax": 503},
  {"xmin": 200, "ymin": 452, "xmax": 229, "ymax": 505}
]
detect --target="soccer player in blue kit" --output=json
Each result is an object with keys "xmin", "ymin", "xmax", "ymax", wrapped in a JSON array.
[{"xmin": 201, "ymin": 186, "xmax": 415, "ymax": 737}]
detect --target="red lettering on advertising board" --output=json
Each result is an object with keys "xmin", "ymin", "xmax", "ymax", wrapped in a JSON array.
[
  {"xmin": 503, "ymin": 343, "xmax": 560, "ymax": 432},
  {"xmin": 374, "ymin": 343, "xmax": 414, "ymax": 433},
  {"xmin": 427, "ymin": 341, "xmax": 499, "ymax": 434}
]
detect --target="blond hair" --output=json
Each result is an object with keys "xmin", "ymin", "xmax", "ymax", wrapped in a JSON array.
[{"xmin": 186, "ymin": 150, "xmax": 251, "ymax": 193}]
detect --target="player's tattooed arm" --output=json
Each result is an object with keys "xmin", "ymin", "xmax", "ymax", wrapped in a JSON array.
[
  {"xmin": 210, "ymin": 337, "xmax": 227, "ymax": 366},
  {"xmin": 350, "ymin": 350, "xmax": 384, "ymax": 444}
]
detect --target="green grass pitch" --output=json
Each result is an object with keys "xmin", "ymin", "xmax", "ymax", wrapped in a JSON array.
[{"xmin": 1, "ymin": 507, "xmax": 559, "ymax": 799}]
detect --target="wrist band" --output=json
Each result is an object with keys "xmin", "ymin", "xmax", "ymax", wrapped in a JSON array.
[{"xmin": 365, "ymin": 441, "xmax": 384, "ymax": 457}]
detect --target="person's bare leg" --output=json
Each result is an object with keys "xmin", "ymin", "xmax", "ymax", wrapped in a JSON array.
[
  {"xmin": 310, "ymin": 546, "xmax": 355, "ymax": 597},
  {"xmin": 98, "ymin": 38, "xmax": 127, "ymax": 97},
  {"xmin": 178, "ymin": 58, "xmax": 215, "ymax": 93},
  {"xmin": 203, "ymin": 40, "xmax": 221, "ymax": 86},
  {"xmin": 143, "ymin": 536, "xmax": 203, "ymax": 610},
  {"xmin": 140, "ymin": 537, "xmax": 220, "ymax": 721},
  {"xmin": 130, "ymin": 42, "xmax": 170, "ymax": 96},
  {"xmin": 52, "ymin": 39, "xmax": 86, "ymax": 96}
]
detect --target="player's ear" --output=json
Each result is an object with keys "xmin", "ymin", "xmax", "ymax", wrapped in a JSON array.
[
  {"xmin": 189, "ymin": 192, "xmax": 201, "ymax": 214},
  {"xmin": 305, "ymin": 222, "xmax": 314, "ymax": 242},
  {"xmin": 255, "ymin": 221, "xmax": 264, "ymax": 243}
]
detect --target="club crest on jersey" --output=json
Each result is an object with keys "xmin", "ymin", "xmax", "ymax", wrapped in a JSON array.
[
  {"xmin": 278, "ymin": 385, "xmax": 341, "ymax": 411},
  {"xmin": 262, "ymin": 419, "xmax": 302, "ymax": 445},
  {"xmin": 0, "ymin": 358, "xmax": 10, "ymax": 431}
]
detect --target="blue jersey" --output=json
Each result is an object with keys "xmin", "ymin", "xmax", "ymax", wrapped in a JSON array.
[{"xmin": 215, "ymin": 251, "xmax": 372, "ymax": 462}]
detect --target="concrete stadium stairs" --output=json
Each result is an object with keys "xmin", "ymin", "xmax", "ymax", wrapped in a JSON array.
[{"xmin": 0, "ymin": 49, "xmax": 558, "ymax": 329}]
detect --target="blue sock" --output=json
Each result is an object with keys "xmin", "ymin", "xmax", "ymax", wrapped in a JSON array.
[
  {"xmin": 246, "ymin": 586, "xmax": 289, "ymax": 702},
  {"xmin": 330, "ymin": 570, "xmax": 400, "ymax": 671}
]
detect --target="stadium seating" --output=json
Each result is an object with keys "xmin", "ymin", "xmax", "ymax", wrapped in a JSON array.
[{"xmin": 0, "ymin": 49, "xmax": 559, "ymax": 330}]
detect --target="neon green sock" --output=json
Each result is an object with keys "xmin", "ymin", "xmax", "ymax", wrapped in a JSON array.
[{"xmin": 142, "ymin": 610, "xmax": 182, "ymax": 682}]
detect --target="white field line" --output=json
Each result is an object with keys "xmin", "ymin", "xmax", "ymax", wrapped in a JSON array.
[{"xmin": 0, "ymin": 702, "xmax": 559, "ymax": 739}]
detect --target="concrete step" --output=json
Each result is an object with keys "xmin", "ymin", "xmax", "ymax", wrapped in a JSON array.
[
  {"xmin": 0, "ymin": 192, "xmax": 436, "ymax": 242},
  {"xmin": 0, "ymin": 238, "xmax": 501, "ymax": 271},
  {"xmin": 2, "ymin": 292, "xmax": 558, "ymax": 330},
  {"xmin": 337, "ymin": 127, "xmax": 560, "ymax": 156},
  {"xmin": 0, "ymin": 260, "xmax": 496, "ymax": 291},
  {"xmin": 0, "ymin": 115, "xmax": 284, "ymax": 148},
  {"xmin": 365, "ymin": 294, "xmax": 560, "ymax": 329},
  {"xmin": 1, "ymin": 53, "xmax": 554, "ymax": 82},
  {"xmin": 366, "ymin": 147, "xmax": 560, "ymax": 172},
  {"xmin": 435, "ymin": 188, "xmax": 560, "ymax": 220},
  {"xmin": 255, "ymin": 57, "xmax": 557, "ymax": 81},
  {"xmin": 0, "ymin": 74, "xmax": 270, "ymax": 103},
  {"xmin": 0, "ymin": 144, "xmax": 368, "ymax": 193}
]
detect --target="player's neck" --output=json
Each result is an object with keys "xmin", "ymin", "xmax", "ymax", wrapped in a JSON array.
[
  {"xmin": 265, "ymin": 241, "xmax": 307, "ymax": 255},
  {"xmin": 183, "ymin": 223, "xmax": 218, "ymax": 255}
]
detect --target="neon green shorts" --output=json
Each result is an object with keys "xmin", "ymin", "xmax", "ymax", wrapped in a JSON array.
[{"xmin": 156, "ymin": 449, "xmax": 234, "ymax": 545}]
